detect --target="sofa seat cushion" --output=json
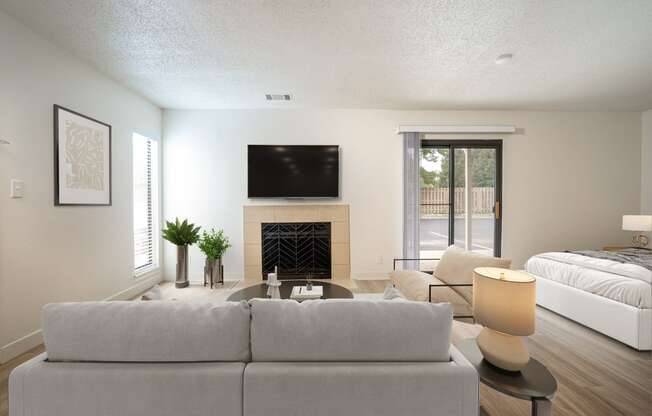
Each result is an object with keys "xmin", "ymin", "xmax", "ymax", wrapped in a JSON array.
[
  {"xmin": 250, "ymin": 299, "xmax": 452, "ymax": 362},
  {"xmin": 10, "ymin": 354, "xmax": 244, "ymax": 416},
  {"xmin": 434, "ymin": 246, "xmax": 512, "ymax": 304},
  {"xmin": 243, "ymin": 359, "xmax": 478, "ymax": 416},
  {"xmin": 42, "ymin": 300, "xmax": 251, "ymax": 362}
]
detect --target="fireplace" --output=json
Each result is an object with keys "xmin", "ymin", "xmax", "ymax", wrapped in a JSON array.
[
  {"xmin": 243, "ymin": 205, "xmax": 349, "ymax": 280},
  {"xmin": 261, "ymin": 222, "xmax": 331, "ymax": 279}
]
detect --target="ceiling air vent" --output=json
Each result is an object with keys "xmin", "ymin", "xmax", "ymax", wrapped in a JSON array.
[{"xmin": 265, "ymin": 94, "xmax": 292, "ymax": 101}]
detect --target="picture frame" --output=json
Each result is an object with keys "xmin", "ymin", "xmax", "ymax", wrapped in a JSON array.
[{"xmin": 54, "ymin": 105, "xmax": 112, "ymax": 206}]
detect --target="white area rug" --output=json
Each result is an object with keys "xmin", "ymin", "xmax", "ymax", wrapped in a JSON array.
[{"xmin": 353, "ymin": 293, "xmax": 384, "ymax": 300}]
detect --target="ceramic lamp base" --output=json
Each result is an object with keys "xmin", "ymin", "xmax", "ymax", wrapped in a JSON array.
[
  {"xmin": 476, "ymin": 327, "xmax": 530, "ymax": 372},
  {"xmin": 633, "ymin": 234, "xmax": 649, "ymax": 247}
]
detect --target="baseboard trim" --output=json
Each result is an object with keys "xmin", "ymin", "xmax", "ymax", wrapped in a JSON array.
[
  {"xmin": 0, "ymin": 273, "xmax": 162, "ymax": 364},
  {"xmin": 104, "ymin": 273, "xmax": 162, "ymax": 301},
  {"xmin": 0, "ymin": 329, "xmax": 43, "ymax": 364}
]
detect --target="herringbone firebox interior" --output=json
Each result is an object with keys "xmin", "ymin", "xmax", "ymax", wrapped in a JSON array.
[
  {"xmin": 261, "ymin": 222, "xmax": 332, "ymax": 279},
  {"xmin": 243, "ymin": 205, "xmax": 351, "ymax": 280}
]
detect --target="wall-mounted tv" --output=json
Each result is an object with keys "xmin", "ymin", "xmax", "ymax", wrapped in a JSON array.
[{"xmin": 248, "ymin": 145, "xmax": 339, "ymax": 198}]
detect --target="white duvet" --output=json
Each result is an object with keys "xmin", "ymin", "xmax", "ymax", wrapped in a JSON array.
[{"xmin": 525, "ymin": 252, "xmax": 652, "ymax": 308}]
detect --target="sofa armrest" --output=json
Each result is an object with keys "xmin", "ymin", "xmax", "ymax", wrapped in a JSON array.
[
  {"xmin": 450, "ymin": 345, "xmax": 480, "ymax": 416},
  {"xmin": 450, "ymin": 344, "xmax": 474, "ymax": 369},
  {"xmin": 9, "ymin": 352, "xmax": 48, "ymax": 416}
]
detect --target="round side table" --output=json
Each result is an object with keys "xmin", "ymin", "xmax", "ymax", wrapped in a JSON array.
[{"xmin": 455, "ymin": 338, "xmax": 557, "ymax": 416}]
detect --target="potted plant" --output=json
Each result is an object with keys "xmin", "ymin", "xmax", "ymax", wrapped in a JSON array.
[
  {"xmin": 162, "ymin": 218, "xmax": 201, "ymax": 288},
  {"xmin": 198, "ymin": 228, "xmax": 232, "ymax": 287}
]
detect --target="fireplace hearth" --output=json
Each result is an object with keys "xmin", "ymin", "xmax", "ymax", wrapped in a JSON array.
[{"xmin": 261, "ymin": 222, "xmax": 331, "ymax": 279}]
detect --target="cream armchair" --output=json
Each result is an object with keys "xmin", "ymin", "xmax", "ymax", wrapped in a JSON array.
[{"xmin": 390, "ymin": 246, "xmax": 512, "ymax": 318}]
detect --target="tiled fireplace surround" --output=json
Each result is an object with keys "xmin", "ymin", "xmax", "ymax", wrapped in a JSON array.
[{"xmin": 243, "ymin": 205, "xmax": 350, "ymax": 280}]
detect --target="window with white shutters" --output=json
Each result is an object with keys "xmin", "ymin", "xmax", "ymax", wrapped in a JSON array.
[{"xmin": 133, "ymin": 133, "xmax": 159, "ymax": 274}]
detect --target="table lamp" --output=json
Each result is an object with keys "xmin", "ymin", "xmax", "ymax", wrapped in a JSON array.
[
  {"xmin": 473, "ymin": 267, "xmax": 536, "ymax": 372},
  {"xmin": 622, "ymin": 215, "xmax": 652, "ymax": 247}
]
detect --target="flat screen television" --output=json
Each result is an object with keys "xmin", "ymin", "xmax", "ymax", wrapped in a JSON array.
[{"xmin": 248, "ymin": 145, "xmax": 339, "ymax": 198}]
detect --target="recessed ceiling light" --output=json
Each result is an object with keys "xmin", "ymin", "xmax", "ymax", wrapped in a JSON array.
[
  {"xmin": 265, "ymin": 94, "xmax": 292, "ymax": 101},
  {"xmin": 495, "ymin": 53, "xmax": 513, "ymax": 64}
]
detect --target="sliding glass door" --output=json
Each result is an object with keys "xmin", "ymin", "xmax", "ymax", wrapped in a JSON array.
[{"xmin": 419, "ymin": 140, "xmax": 502, "ymax": 264}]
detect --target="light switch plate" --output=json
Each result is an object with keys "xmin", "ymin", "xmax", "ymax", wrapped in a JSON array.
[{"xmin": 10, "ymin": 179, "xmax": 24, "ymax": 198}]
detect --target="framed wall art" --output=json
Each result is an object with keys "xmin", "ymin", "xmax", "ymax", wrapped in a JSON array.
[{"xmin": 54, "ymin": 105, "xmax": 111, "ymax": 205}]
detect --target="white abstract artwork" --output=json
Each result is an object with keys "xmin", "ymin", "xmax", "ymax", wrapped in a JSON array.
[{"xmin": 55, "ymin": 105, "xmax": 111, "ymax": 205}]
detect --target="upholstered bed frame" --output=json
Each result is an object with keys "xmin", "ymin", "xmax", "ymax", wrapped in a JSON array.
[{"xmin": 536, "ymin": 277, "xmax": 651, "ymax": 351}]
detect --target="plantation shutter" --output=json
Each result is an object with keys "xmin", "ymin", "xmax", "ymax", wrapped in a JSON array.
[{"xmin": 133, "ymin": 134, "xmax": 158, "ymax": 273}]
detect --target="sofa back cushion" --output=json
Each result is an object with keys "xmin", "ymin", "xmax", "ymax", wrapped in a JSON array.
[
  {"xmin": 42, "ymin": 300, "xmax": 251, "ymax": 362},
  {"xmin": 250, "ymin": 299, "xmax": 452, "ymax": 362},
  {"xmin": 435, "ymin": 246, "xmax": 511, "ymax": 304}
]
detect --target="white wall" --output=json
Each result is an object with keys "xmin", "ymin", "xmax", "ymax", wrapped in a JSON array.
[
  {"xmin": 162, "ymin": 109, "xmax": 641, "ymax": 282},
  {"xmin": 642, "ymin": 110, "xmax": 652, "ymax": 214},
  {"xmin": 0, "ymin": 10, "xmax": 162, "ymax": 362}
]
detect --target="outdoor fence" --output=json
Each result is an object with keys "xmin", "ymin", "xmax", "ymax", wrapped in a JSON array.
[{"xmin": 420, "ymin": 187, "xmax": 495, "ymax": 216}]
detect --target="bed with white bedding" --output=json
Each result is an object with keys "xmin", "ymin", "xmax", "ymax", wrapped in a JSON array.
[{"xmin": 525, "ymin": 249, "xmax": 651, "ymax": 350}]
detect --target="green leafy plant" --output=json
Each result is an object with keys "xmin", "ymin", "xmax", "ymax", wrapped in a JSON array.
[
  {"xmin": 162, "ymin": 218, "xmax": 201, "ymax": 246},
  {"xmin": 198, "ymin": 228, "xmax": 232, "ymax": 260}
]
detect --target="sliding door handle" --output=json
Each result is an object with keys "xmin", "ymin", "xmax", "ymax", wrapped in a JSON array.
[{"xmin": 495, "ymin": 201, "xmax": 501, "ymax": 220}]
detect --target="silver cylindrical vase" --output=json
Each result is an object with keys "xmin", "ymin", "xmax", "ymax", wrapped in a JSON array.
[
  {"xmin": 205, "ymin": 257, "xmax": 223, "ymax": 288},
  {"xmin": 175, "ymin": 245, "xmax": 189, "ymax": 288},
  {"xmin": 215, "ymin": 257, "xmax": 223, "ymax": 285}
]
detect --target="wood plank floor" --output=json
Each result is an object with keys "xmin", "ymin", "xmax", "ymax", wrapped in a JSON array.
[{"xmin": 1, "ymin": 279, "xmax": 650, "ymax": 416}]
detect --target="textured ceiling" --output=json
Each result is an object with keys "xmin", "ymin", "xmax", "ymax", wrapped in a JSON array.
[{"xmin": 1, "ymin": 0, "xmax": 651, "ymax": 110}]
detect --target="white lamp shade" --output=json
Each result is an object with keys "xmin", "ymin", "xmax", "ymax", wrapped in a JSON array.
[
  {"xmin": 473, "ymin": 267, "xmax": 536, "ymax": 336},
  {"xmin": 622, "ymin": 215, "xmax": 652, "ymax": 232}
]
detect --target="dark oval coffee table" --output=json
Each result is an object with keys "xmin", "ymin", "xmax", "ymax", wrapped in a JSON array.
[{"xmin": 226, "ymin": 280, "xmax": 354, "ymax": 302}]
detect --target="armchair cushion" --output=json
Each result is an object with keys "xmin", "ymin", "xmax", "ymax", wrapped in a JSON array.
[
  {"xmin": 389, "ymin": 270, "xmax": 437, "ymax": 302},
  {"xmin": 389, "ymin": 270, "xmax": 471, "ymax": 316},
  {"xmin": 434, "ymin": 246, "xmax": 511, "ymax": 304}
]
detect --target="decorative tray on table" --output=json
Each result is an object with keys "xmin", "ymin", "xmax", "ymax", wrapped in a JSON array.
[{"xmin": 290, "ymin": 285, "xmax": 323, "ymax": 300}]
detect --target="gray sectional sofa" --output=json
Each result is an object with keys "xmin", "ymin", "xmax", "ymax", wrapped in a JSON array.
[{"xmin": 10, "ymin": 298, "xmax": 479, "ymax": 416}]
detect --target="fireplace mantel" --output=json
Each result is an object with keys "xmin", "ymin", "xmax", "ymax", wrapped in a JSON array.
[{"xmin": 243, "ymin": 205, "xmax": 350, "ymax": 280}]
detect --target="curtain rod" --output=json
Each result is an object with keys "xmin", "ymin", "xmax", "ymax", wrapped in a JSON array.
[{"xmin": 397, "ymin": 124, "xmax": 516, "ymax": 134}]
